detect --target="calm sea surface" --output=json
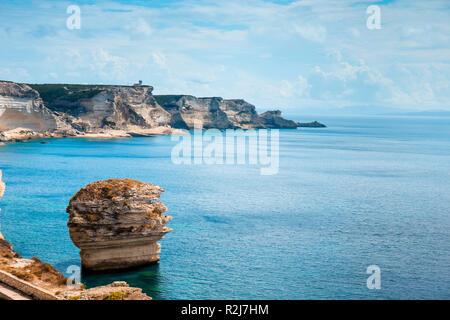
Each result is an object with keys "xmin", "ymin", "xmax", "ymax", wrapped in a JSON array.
[{"xmin": 0, "ymin": 115, "xmax": 449, "ymax": 299}]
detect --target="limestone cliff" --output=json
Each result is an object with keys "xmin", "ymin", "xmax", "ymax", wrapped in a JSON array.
[
  {"xmin": 154, "ymin": 95, "xmax": 298, "ymax": 129},
  {"xmin": 67, "ymin": 179, "xmax": 172, "ymax": 271},
  {"xmin": 0, "ymin": 81, "xmax": 57, "ymax": 132},
  {"xmin": 0, "ymin": 80, "xmax": 313, "ymax": 142},
  {"xmin": 154, "ymin": 95, "xmax": 257, "ymax": 129},
  {"xmin": 30, "ymin": 84, "xmax": 171, "ymax": 131}
]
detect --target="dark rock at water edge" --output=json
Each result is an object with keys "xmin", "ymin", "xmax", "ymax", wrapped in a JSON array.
[{"xmin": 297, "ymin": 121, "xmax": 326, "ymax": 128}]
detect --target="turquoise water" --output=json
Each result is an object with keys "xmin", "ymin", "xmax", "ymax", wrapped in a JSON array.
[{"xmin": 0, "ymin": 115, "xmax": 449, "ymax": 299}]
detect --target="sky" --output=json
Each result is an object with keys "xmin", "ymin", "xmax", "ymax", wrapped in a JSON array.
[{"xmin": 0, "ymin": 0, "xmax": 449, "ymax": 114}]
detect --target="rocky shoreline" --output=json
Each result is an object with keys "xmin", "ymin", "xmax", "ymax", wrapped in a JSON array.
[
  {"xmin": 0, "ymin": 126, "xmax": 188, "ymax": 143},
  {"xmin": 0, "ymin": 170, "xmax": 151, "ymax": 300},
  {"xmin": 0, "ymin": 80, "xmax": 326, "ymax": 299},
  {"xmin": 0, "ymin": 80, "xmax": 324, "ymax": 143}
]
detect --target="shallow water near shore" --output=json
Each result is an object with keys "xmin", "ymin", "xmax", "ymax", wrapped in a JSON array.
[{"xmin": 0, "ymin": 115, "xmax": 449, "ymax": 299}]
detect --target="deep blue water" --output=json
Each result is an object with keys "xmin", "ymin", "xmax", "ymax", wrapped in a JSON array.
[{"xmin": 0, "ymin": 115, "xmax": 449, "ymax": 299}]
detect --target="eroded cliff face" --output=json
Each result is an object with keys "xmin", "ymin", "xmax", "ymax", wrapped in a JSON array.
[
  {"xmin": 0, "ymin": 81, "xmax": 304, "ymax": 141},
  {"xmin": 41, "ymin": 88, "xmax": 298, "ymax": 131},
  {"xmin": 0, "ymin": 81, "xmax": 57, "ymax": 132},
  {"xmin": 155, "ymin": 95, "xmax": 264, "ymax": 129},
  {"xmin": 67, "ymin": 179, "xmax": 172, "ymax": 271}
]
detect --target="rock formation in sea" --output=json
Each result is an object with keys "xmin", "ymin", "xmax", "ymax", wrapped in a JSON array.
[
  {"xmin": 67, "ymin": 179, "xmax": 172, "ymax": 271},
  {"xmin": 0, "ymin": 80, "xmax": 316, "ymax": 141},
  {"xmin": 0, "ymin": 170, "xmax": 150, "ymax": 299}
]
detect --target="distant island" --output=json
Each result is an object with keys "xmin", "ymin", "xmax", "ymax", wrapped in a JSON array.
[{"xmin": 0, "ymin": 80, "xmax": 325, "ymax": 142}]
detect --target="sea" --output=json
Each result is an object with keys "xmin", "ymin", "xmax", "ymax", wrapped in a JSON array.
[{"xmin": 0, "ymin": 115, "xmax": 449, "ymax": 299}]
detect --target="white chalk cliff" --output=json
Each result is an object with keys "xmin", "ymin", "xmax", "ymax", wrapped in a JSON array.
[
  {"xmin": 0, "ymin": 80, "xmax": 305, "ymax": 141},
  {"xmin": 0, "ymin": 81, "xmax": 57, "ymax": 132}
]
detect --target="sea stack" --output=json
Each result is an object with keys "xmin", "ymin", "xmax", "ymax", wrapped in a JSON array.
[
  {"xmin": 0, "ymin": 170, "xmax": 4, "ymax": 240},
  {"xmin": 67, "ymin": 179, "xmax": 172, "ymax": 271}
]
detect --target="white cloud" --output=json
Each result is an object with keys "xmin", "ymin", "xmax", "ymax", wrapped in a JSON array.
[
  {"xmin": 152, "ymin": 52, "xmax": 168, "ymax": 69},
  {"xmin": 0, "ymin": 0, "xmax": 449, "ymax": 111},
  {"xmin": 91, "ymin": 49, "xmax": 129, "ymax": 81},
  {"xmin": 125, "ymin": 18, "xmax": 152, "ymax": 36},
  {"xmin": 280, "ymin": 76, "xmax": 311, "ymax": 98},
  {"xmin": 292, "ymin": 24, "xmax": 327, "ymax": 42}
]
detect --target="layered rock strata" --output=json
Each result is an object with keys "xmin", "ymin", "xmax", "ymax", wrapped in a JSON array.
[
  {"xmin": 67, "ymin": 179, "xmax": 172, "ymax": 271},
  {"xmin": 33, "ymin": 84, "xmax": 171, "ymax": 131},
  {"xmin": 0, "ymin": 81, "xmax": 311, "ymax": 141},
  {"xmin": 154, "ymin": 95, "xmax": 300, "ymax": 129}
]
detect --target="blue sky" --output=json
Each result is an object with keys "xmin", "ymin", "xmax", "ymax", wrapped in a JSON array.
[{"xmin": 0, "ymin": 0, "xmax": 449, "ymax": 113}]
